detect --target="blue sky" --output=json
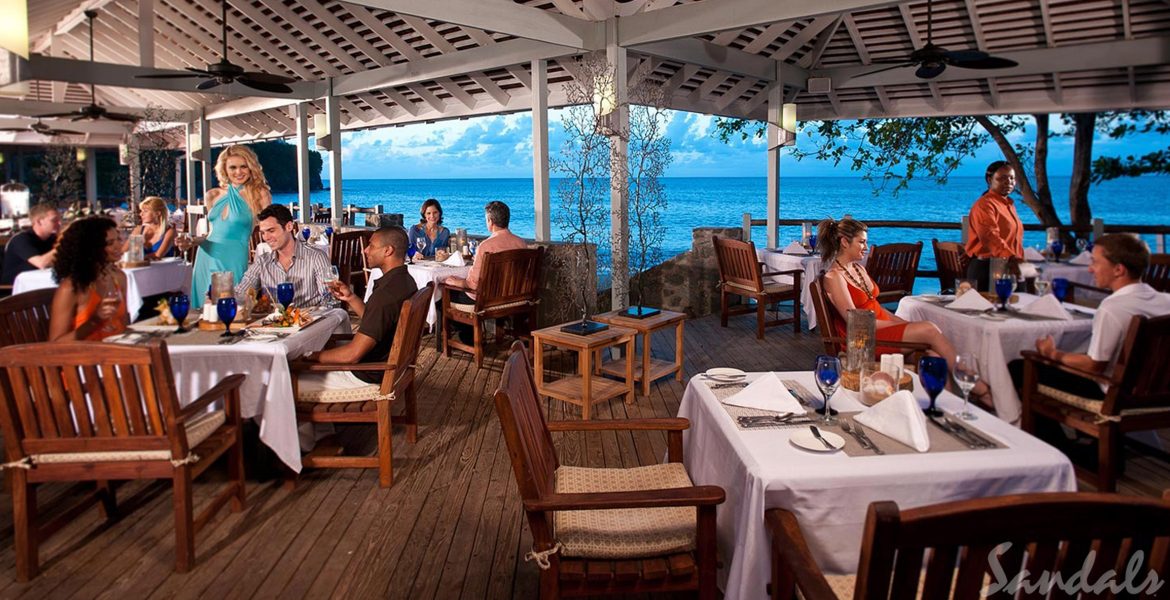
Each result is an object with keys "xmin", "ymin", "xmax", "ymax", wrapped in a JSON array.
[{"xmin": 324, "ymin": 109, "xmax": 1167, "ymax": 179}]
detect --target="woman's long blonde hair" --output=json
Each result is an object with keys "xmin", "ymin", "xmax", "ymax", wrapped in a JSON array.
[
  {"xmin": 139, "ymin": 196, "xmax": 168, "ymax": 226},
  {"xmin": 214, "ymin": 145, "xmax": 269, "ymax": 216}
]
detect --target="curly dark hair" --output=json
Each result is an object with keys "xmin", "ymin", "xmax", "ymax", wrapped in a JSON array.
[{"xmin": 53, "ymin": 216, "xmax": 117, "ymax": 290}]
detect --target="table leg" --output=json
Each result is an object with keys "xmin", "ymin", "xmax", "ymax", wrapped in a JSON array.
[
  {"xmin": 675, "ymin": 320, "xmax": 685, "ymax": 382},
  {"xmin": 533, "ymin": 337, "xmax": 545, "ymax": 398},
  {"xmin": 641, "ymin": 331, "xmax": 651, "ymax": 397},
  {"xmin": 433, "ymin": 299, "xmax": 443, "ymax": 351},
  {"xmin": 625, "ymin": 336, "xmax": 635, "ymax": 404},
  {"xmin": 580, "ymin": 347, "xmax": 592, "ymax": 420}
]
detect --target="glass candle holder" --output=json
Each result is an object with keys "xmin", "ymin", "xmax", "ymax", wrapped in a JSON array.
[{"xmin": 845, "ymin": 309, "xmax": 875, "ymax": 373}]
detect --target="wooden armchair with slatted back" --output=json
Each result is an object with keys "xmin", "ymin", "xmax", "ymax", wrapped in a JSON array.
[
  {"xmin": 0, "ymin": 340, "xmax": 246, "ymax": 580},
  {"xmin": 931, "ymin": 239, "xmax": 970, "ymax": 294},
  {"xmin": 0, "ymin": 288, "xmax": 55, "ymax": 346},
  {"xmin": 441, "ymin": 246, "xmax": 543, "ymax": 368},
  {"xmin": 1145, "ymin": 253, "xmax": 1170, "ymax": 292},
  {"xmin": 494, "ymin": 341, "xmax": 724, "ymax": 599},
  {"xmin": 331, "ymin": 229, "xmax": 372, "ymax": 299},
  {"xmin": 712, "ymin": 236, "xmax": 802, "ymax": 339},
  {"xmin": 865, "ymin": 242, "xmax": 923, "ymax": 303},
  {"xmin": 809, "ymin": 275, "xmax": 929, "ymax": 360},
  {"xmin": 766, "ymin": 492, "xmax": 1170, "ymax": 600}
]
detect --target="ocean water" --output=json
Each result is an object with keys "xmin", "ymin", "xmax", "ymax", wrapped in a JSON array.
[{"xmin": 274, "ymin": 175, "xmax": 1170, "ymax": 285}]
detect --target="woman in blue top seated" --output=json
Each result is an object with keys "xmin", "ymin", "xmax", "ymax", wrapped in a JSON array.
[
  {"xmin": 123, "ymin": 196, "xmax": 176, "ymax": 259},
  {"xmin": 407, "ymin": 198, "xmax": 451, "ymax": 258}
]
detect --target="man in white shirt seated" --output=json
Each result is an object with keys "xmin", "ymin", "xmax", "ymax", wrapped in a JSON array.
[
  {"xmin": 1010, "ymin": 233, "xmax": 1170, "ymax": 399},
  {"xmin": 235, "ymin": 204, "xmax": 334, "ymax": 308}
]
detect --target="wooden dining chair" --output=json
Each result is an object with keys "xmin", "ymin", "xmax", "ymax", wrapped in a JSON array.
[
  {"xmin": 808, "ymin": 276, "xmax": 929, "ymax": 360},
  {"xmin": 931, "ymin": 239, "xmax": 969, "ymax": 294},
  {"xmin": 765, "ymin": 491, "xmax": 1170, "ymax": 600},
  {"xmin": 330, "ymin": 229, "xmax": 372, "ymax": 298},
  {"xmin": 494, "ymin": 341, "xmax": 724, "ymax": 599},
  {"xmin": 1145, "ymin": 253, "xmax": 1170, "ymax": 292},
  {"xmin": 440, "ymin": 246, "xmax": 543, "ymax": 368},
  {"xmin": 1021, "ymin": 314, "xmax": 1170, "ymax": 492},
  {"xmin": 864, "ymin": 241, "xmax": 923, "ymax": 303},
  {"xmin": 0, "ymin": 288, "xmax": 55, "ymax": 346},
  {"xmin": 712, "ymin": 236, "xmax": 802, "ymax": 339},
  {"xmin": 291, "ymin": 283, "xmax": 433, "ymax": 487},
  {"xmin": 0, "ymin": 340, "xmax": 246, "ymax": 580}
]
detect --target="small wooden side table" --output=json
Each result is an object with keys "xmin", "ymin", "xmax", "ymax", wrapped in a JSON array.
[
  {"xmin": 594, "ymin": 309, "xmax": 686, "ymax": 397},
  {"xmin": 532, "ymin": 323, "xmax": 636, "ymax": 419}
]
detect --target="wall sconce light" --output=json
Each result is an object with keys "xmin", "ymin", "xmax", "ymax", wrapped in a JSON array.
[
  {"xmin": 0, "ymin": 0, "xmax": 29, "ymax": 59},
  {"xmin": 313, "ymin": 113, "xmax": 332, "ymax": 150},
  {"xmin": 75, "ymin": 147, "xmax": 87, "ymax": 162},
  {"xmin": 0, "ymin": 151, "xmax": 5, "ymax": 165},
  {"xmin": 770, "ymin": 102, "xmax": 797, "ymax": 149},
  {"xmin": 187, "ymin": 132, "xmax": 208, "ymax": 161},
  {"xmin": 119, "ymin": 143, "xmax": 130, "ymax": 166},
  {"xmin": 593, "ymin": 72, "xmax": 619, "ymax": 136}
]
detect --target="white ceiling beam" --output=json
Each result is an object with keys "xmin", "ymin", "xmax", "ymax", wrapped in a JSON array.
[
  {"xmin": 551, "ymin": 0, "xmax": 588, "ymax": 20},
  {"xmin": 469, "ymin": 74, "xmax": 510, "ymax": 105},
  {"xmin": 506, "ymin": 65, "xmax": 532, "ymax": 91},
  {"xmin": 298, "ymin": 2, "xmax": 394, "ymax": 68},
  {"xmin": 715, "ymin": 77, "xmax": 757, "ymax": 110},
  {"xmin": 398, "ymin": 15, "xmax": 457, "ymax": 54},
  {"xmin": 174, "ymin": 0, "xmax": 304, "ymax": 77},
  {"xmin": 660, "ymin": 64, "xmax": 700, "ymax": 96},
  {"xmin": 406, "ymin": 83, "xmax": 446, "ymax": 113},
  {"xmin": 842, "ymin": 14, "xmax": 871, "ymax": 64},
  {"xmin": 231, "ymin": 0, "xmax": 342, "ymax": 76},
  {"xmin": 30, "ymin": 0, "xmax": 119, "ymax": 53},
  {"xmin": 1039, "ymin": 0, "xmax": 1055, "ymax": 47},
  {"xmin": 437, "ymin": 79, "xmax": 476, "ymax": 110},
  {"xmin": 742, "ymin": 84, "xmax": 771, "ymax": 113},
  {"xmin": 630, "ymin": 39, "xmax": 808, "ymax": 88},
  {"xmin": 382, "ymin": 88, "xmax": 420, "ymax": 116},
  {"xmin": 898, "ymin": 3, "xmax": 923, "ymax": 48},
  {"xmin": 618, "ymin": 0, "xmax": 905, "ymax": 46},
  {"xmin": 339, "ymin": 0, "xmax": 604, "ymax": 49},
  {"xmin": 345, "ymin": 4, "xmax": 423, "ymax": 62},
  {"xmin": 138, "ymin": 0, "xmax": 154, "ymax": 67},
  {"xmin": 356, "ymin": 93, "xmax": 402, "ymax": 121},
  {"xmin": 799, "ymin": 16, "xmax": 843, "ymax": 69},
  {"xmin": 690, "ymin": 72, "xmax": 730, "ymax": 103},
  {"xmin": 963, "ymin": 0, "xmax": 987, "ymax": 51},
  {"xmin": 0, "ymin": 118, "xmax": 132, "ymax": 135},
  {"xmin": 986, "ymin": 78, "xmax": 1000, "ymax": 108},
  {"xmin": 772, "ymin": 14, "xmax": 838, "ymax": 61},
  {"xmin": 1121, "ymin": 0, "xmax": 1133, "ymax": 40},
  {"xmin": 742, "ymin": 21, "xmax": 796, "ymax": 55},
  {"xmin": 256, "ymin": 0, "xmax": 365, "ymax": 73},
  {"xmin": 0, "ymin": 98, "xmax": 192, "ymax": 121},
  {"xmin": 873, "ymin": 86, "xmax": 891, "ymax": 113},
  {"xmin": 826, "ymin": 36, "xmax": 1170, "ymax": 89}
]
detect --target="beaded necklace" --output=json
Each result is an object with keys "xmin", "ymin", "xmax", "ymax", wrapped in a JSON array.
[{"xmin": 835, "ymin": 260, "xmax": 875, "ymax": 302}]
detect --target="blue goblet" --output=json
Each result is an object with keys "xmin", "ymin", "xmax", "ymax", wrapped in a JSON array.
[
  {"xmin": 168, "ymin": 293, "xmax": 190, "ymax": 334},
  {"xmin": 1052, "ymin": 277, "xmax": 1069, "ymax": 303},
  {"xmin": 808, "ymin": 234, "xmax": 818, "ymax": 253},
  {"xmin": 994, "ymin": 276, "xmax": 1015, "ymax": 311},
  {"xmin": 217, "ymin": 297, "xmax": 238, "ymax": 337},
  {"xmin": 276, "ymin": 282, "xmax": 295, "ymax": 311},
  {"xmin": 919, "ymin": 356, "xmax": 948, "ymax": 417},
  {"xmin": 302, "ymin": 227, "xmax": 311, "ymax": 242},
  {"xmin": 324, "ymin": 226, "xmax": 334, "ymax": 240},
  {"xmin": 814, "ymin": 355, "xmax": 841, "ymax": 424},
  {"xmin": 1050, "ymin": 240, "xmax": 1064, "ymax": 261}
]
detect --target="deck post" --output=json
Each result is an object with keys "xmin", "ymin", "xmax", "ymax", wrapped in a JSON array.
[
  {"xmin": 198, "ymin": 115, "xmax": 212, "ymax": 199},
  {"xmin": 608, "ymin": 20, "xmax": 630, "ymax": 310},
  {"xmin": 961, "ymin": 215, "xmax": 970, "ymax": 245},
  {"xmin": 1093, "ymin": 217, "xmax": 1104, "ymax": 241},
  {"xmin": 295, "ymin": 102, "xmax": 312, "ymax": 221},
  {"xmin": 325, "ymin": 95, "xmax": 343, "ymax": 229},
  {"xmin": 85, "ymin": 151, "xmax": 97, "ymax": 211},
  {"xmin": 765, "ymin": 64, "xmax": 784, "ymax": 250},
  {"xmin": 532, "ymin": 59, "xmax": 551, "ymax": 242},
  {"xmin": 743, "ymin": 213, "xmax": 752, "ymax": 242},
  {"xmin": 184, "ymin": 122, "xmax": 197, "ymax": 204}
]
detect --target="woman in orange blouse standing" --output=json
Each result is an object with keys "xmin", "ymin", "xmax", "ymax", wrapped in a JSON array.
[{"xmin": 965, "ymin": 160, "xmax": 1024, "ymax": 290}]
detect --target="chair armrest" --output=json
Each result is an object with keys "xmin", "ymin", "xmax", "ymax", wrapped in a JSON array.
[
  {"xmin": 524, "ymin": 485, "xmax": 725, "ymax": 512},
  {"xmin": 546, "ymin": 418, "xmax": 689, "ymax": 432},
  {"xmin": 178, "ymin": 374, "xmax": 246, "ymax": 421},
  {"xmin": 1020, "ymin": 350, "xmax": 1112, "ymax": 386},
  {"xmin": 764, "ymin": 508, "xmax": 838, "ymax": 600},
  {"xmin": 290, "ymin": 360, "xmax": 395, "ymax": 373},
  {"xmin": 761, "ymin": 268, "xmax": 804, "ymax": 278}
]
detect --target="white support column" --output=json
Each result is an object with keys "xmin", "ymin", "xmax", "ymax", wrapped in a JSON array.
[
  {"xmin": 608, "ymin": 20, "xmax": 630, "ymax": 311},
  {"xmin": 184, "ymin": 122, "xmax": 197, "ymax": 204},
  {"xmin": 199, "ymin": 116, "xmax": 213, "ymax": 197},
  {"xmin": 532, "ymin": 59, "xmax": 551, "ymax": 242},
  {"xmin": 765, "ymin": 64, "xmax": 784, "ymax": 250},
  {"xmin": 173, "ymin": 156, "xmax": 182, "ymax": 201},
  {"xmin": 128, "ymin": 151, "xmax": 142, "ymax": 206},
  {"xmin": 138, "ymin": 0, "xmax": 154, "ymax": 68},
  {"xmin": 295, "ymin": 102, "xmax": 312, "ymax": 220},
  {"xmin": 85, "ymin": 151, "xmax": 97, "ymax": 211},
  {"xmin": 326, "ymin": 95, "xmax": 343, "ymax": 228}
]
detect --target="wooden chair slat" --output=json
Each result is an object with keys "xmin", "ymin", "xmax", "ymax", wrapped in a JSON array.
[
  {"xmin": 441, "ymin": 247, "xmax": 543, "ymax": 368},
  {"xmin": 119, "ymin": 365, "xmax": 151, "ymax": 435},
  {"xmin": 7, "ymin": 368, "xmax": 41, "ymax": 439},
  {"xmin": 889, "ymin": 545, "xmax": 925, "ymax": 599},
  {"xmin": 135, "ymin": 364, "xmax": 166, "ymax": 435},
  {"xmin": 82, "ymin": 365, "xmax": 113, "ymax": 437},
  {"xmin": 713, "ymin": 236, "xmax": 801, "ymax": 339},
  {"xmin": 865, "ymin": 241, "xmax": 923, "ymax": 303},
  {"xmin": 667, "ymin": 552, "xmax": 695, "ymax": 577},
  {"xmin": 560, "ymin": 560, "xmax": 586, "ymax": 581},
  {"xmin": 60, "ymin": 365, "xmax": 96, "ymax": 437},
  {"xmin": 641, "ymin": 557, "xmax": 669, "ymax": 580},
  {"xmin": 987, "ymin": 541, "xmax": 1026, "ymax": 600},
  {"xmin": 1145, "ymin": 253, "xmax": 1170, "ymax": 293},
  {"xmin": 585, "ymin": 560, "xmax": 613, "ymax": 582},
  {"xmin": 98, "ymin": 363, "xmax": 132, "ymax": 437},
  {"xmin": 613, "ymin": 560, "xmax": 641, "ymax": 582},
  {"xmin": 0, "ymin": 289, "xmax": 54, "ymax": 347},
  {"xmin": 25, "ymin": 366, "xmax": 60, "ymax": 438},
  {"xmin": 920, "ymin": 546, "xmax": 957, "ymax": 599},
  {"xmin": 42, "ymin": 365, "xmax": 88, "ymax": 438},
  {"xmin": 951, "ymin": 544, "xmax": 994, "ymax": 600}
]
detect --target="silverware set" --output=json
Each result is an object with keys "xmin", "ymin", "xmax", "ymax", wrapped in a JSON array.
[
  {"xmin": 929, "ymin": 414, "xmax": 996, "ymax": 449},
  {"xmin": 809, "ymin": 426, "xmax": 836, "ymax": 450},
  {"xmin": 840, "ymin": 420, "xmax": 884, "ymax": 454},
  {"xmin": 737, "ymin": 413, "xmax": 814, "ymax": 428}
]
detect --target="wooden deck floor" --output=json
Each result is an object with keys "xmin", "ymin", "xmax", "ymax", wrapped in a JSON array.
[{"xmin": 0, "ymin": 312, "xmax": 1167, "ymax": 598}]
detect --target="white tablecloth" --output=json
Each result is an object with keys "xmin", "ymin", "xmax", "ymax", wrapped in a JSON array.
[
  {"xmin": 677, "ymin": 372, "xmax": 1075, "ymax": 600},
  {"xmin": 13, "ymin": 259, "xmax": 193, "ymax": 321},
  {"xmin": 759, "ymin": 251, "xmax": 867, "ymax": 330},
  {"xmin": 895, "ymin": 294, "xmax": 1094, "ymax": 424},
  {"xmin": 160, "ymin": 308, "xmax": 350, "ymax": 472},
  {"xmin": 366, "ymin": 261, "xmax": 473, "ymax": 327},
  {"xmin": 1038, "ymin": 262, "xmax": 1095, "ymax": 286}
]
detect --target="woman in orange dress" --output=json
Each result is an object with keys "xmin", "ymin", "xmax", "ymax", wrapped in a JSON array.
[
  {"xmin": 49, "ymin": 217, "xmax": 129, "ymax": 341},
  {"xmin": 819, "ymin": 217, "xmax": 991, "ymax": 401}
]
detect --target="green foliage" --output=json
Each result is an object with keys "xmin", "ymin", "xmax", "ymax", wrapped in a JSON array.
[
  {"xmin": 27, "ymin": 145, "xmax": 83, "ymax": 206},
  {"xmin": 1076, "ymin": 110, "xmax": 1170, "ymax": 182}
]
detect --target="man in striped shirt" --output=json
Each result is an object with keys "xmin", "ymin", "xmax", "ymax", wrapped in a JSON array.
[{"xmin": 235, "ymin": 204, "xmax": 335, "ymax": 308}]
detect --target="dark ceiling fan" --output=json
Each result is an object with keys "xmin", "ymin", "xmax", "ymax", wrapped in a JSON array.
[
  {"xmin": 136, "ymin": 0, "xmax": 296, "ymax": 94},
  {"xmin": 36, "ymin": 10, "xmax": 140, "ymax": 123},
  {"xmin": 858, "ymin": 0, "xmax": 1019, "ymax": 80},
  {"xmin": 0, "ymin": 119, "xmax": 84, "ymax": 137}
]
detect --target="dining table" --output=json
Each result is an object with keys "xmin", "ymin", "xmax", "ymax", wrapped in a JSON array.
[
  {"xmin": 366, "ymin": 259, "xmax": 473, "ymax": 329},
  {"xmin": 12, "ymin": 258, "xmax": 193, "ymax": 321},
  {"xmin": 677, "ymin": 371, "xmax": 1076, "ymax": 600},
  {"xmin": 758, "ymin": 250, "xmax": 866, "ymax": 330},
  {"xmin": 1037, "ymin": 260, "xmax": 1095, "ymax": 286},
  {"xmin": 895, "ymin": 293, "xmax": 1095, "ymax": 424},
  {"xmin": 120, "ymin": 307, "xmax": 351, "ymax": 472}
]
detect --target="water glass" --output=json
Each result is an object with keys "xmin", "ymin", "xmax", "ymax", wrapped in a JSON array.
[
  {"xmin": 1052, "ymin": 277, "xmax": 1069, "ymax": 302},
  {"xmin": 814, "ymin": 355, "xmax": 841, "ymax": 424},
  {"xmin": 168, "ymin": 293, "xmax": 190, "ymax": 333},
  {"xmin": 301, "ymin": 227, "xmax": 311, "ymax": 242},
  {"xmin": 1075, "ymin": 238, "xmax": 1088, "ymax": 254},
  {"xmin": 1034, "ymin": 279, "xmax": 1050, "ymax": 297},
  {"xmin": 217, "ymin": 297, "xmax": 238, "ymax": 337},
  {"xmin": 277, "ymin": 282, "xmax": 295, "ymax": 310},
  {"xmin": 994, "ymin": 275, "xmax": 1015, "ymax": 311},
  {"xmin": 919, "ymin": 356, "xmax": 947, "ymax": 417},
  {"xmin": 952, "ymin": 353, "xmax": 980, "ymax": 420}
]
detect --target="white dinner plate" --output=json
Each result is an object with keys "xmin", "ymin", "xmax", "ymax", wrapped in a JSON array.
[
  {"xmin": 705, "ymin": 367, "xmax": 746, "ymax": 382},
  {"xmin": 790, "ymin": 428, "xmax": 845, "ymax": 452},
  {"xmin": 156, "ymin": 257, "xmax": 182, "ymax": 263}
]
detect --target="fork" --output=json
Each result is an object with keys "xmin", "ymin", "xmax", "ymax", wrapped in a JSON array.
[{"xmin": 844, "ymin": 420, "xmax": 885, "ymax": 455}]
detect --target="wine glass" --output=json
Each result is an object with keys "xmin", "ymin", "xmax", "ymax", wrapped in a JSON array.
[
  {"xmin": 217, "ymin": 297, "xmax": 238, "ymax": 337},
  {"xmin": 301, "ymin": 227, "xmax": 312, "ymax": 242},
  {"xmin": 1050, "ymin": 239, "xmax": 1064, "ymax": 262},
  {"xmin": 952, "ymin": 353, "xmax": 980, "ymax": 421},
  {"xmin": 415, "ymin": 237, "xmax": 427, "ymax": 260},
  {"xmin": 919, "ymin": 356, "xmax": 947, "ymax": 417},
  {"xmin": 168, "ymin": 293, "xmax": 190, "ymax": 334},
  {"xmin": 1075, "ymin": 238, "xmax": 1088, "ymax": 255},
  {"xmin": 97, "ymin": 278, "xmax": 122, "ymax": 335},
  {"xmin": 321, "ymin": 266, "xmax": 340, "ymax": 304},
  {"xmin": 276, "ymin": 282, "xmax": 295, "ymax": 311},
  {"xmin": 175, "ymin": 219, "xmax": 192, "ymax": 265},
  {"xmin": 814, "ymin": 355, "xmax": 841, "ymax": 424},
  {"xmin": 1034, "ymin": 279, "xmax": 1050, "ymax": 297},
  {"xmin": 469, "ymin": 239, "xmax": 478, "ymax": 256},
  {"xmin": 994, "ymin": 274, "xmax": 1015, "ymax": 311},
  {"xmin": 1052, "ymin": 277, "xmax": 1070, "ymax": 303}
]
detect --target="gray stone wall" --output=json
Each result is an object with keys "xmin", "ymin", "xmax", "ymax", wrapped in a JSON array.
[{"xmin": 535, "ymin": 241, "xmax": 597, "ymax": 327}]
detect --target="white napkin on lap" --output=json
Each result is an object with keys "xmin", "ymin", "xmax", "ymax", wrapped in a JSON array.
[
  {"xmin": 443, "ymin": 252, "xmax": 466, "ymax": 266},
  {"xmin": 782, "ymin": 242, "xmax": 809, "ymax": 255},
  {"xmin": 949, "ymin": 289, "xmax": 995, "ymax": 311},
  {"xmin": 1069, "ymin": 252, "xmax": 1092, "ymax": 266},
  {"xmin": 854, "ymin": 391, "xmax": 930, "ymax": 452},
  {"xmin": 722, "ymin": 372, "xmax": 804, "ymax": 413},
  {"xmin": 1024, "ymin": 247, "xmax": 1046, "ymax": 262},
  {"xmin": 1020, "ymin": 294, "xmax": 1071, "ymax": 320}
]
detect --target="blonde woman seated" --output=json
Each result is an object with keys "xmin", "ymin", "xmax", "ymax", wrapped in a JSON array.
[
  {"xmin": 123, "ymin": 196, "xmax": 176, "ymax": 259},
  {"xmin": 49, "ymin": 217, "xmax": 129, "ymax": 341},
  {"xmin": 818, "ymin": 217, "xmax": 991, "ymax": 404}
]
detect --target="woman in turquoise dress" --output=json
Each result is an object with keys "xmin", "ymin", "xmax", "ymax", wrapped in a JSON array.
[{"xmin": 186, "ymin": 145, "xmax": 272, "ymax": 302}]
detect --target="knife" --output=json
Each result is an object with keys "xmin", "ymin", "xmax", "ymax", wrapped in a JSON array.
[
  {"xmin": 943, "ymin": 415, "xmax": 996, "ymax": 448},
  {"xmin": 928, "ymin": 415, "xmax": 983, "ymax": 448},
  {"xmin": 809, "ymin": 426, "xmax": 836, "ymax": 450}
]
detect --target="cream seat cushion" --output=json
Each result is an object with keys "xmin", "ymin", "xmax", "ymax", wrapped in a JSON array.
[
  {"xmin": 553, "ymin": 462, "xmax": 696, "ymax": 559},
  {"xmin": 296, "ymin": 370, "xmax": 387, "ymax": 404},
  {"xmin": 1038, "ymin": 385, "xmax": 1170, "ymax": 418},
  {"xmin": 31, "ymin": 410, "xmax": 225, "ymax": 464}
]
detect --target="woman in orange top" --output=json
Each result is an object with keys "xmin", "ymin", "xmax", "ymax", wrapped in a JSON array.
[
  {"xmin": 820, "ymin": 217, "xmax": 991, "ymax": 402},
  {"xmin": 49, "ymin": 217, "xmax": 128, "ymax": 341},
  {"xmin": 965, "ymin": 161, "xmax": 1024, "ymax": 290}
]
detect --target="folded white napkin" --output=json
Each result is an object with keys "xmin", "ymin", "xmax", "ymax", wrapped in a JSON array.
[
  {"xmin": 854, "ymin": 390, "xmax": 930, "ymax": 452},
  {"xmin": 1024, "ymin": 247, "xmax": 1046, "ymax": 262},
  {"xmin": 722, "ymin": 372, "xmax": 804, "ymax": 413},
  {"xmin": 949, "ymin": 289, "xmax": 995, "ymax": 311},
  {"xmin": 255, "ymin": 242, "xmax": 272, "ymax": 254},
  {"xmin": 443, "ymin": 252, "xmax": 466, "ymax": 266},
  {"xmin": 1020, "ymin": 294, "xmax": 1071, "ymax": 320},
  {"xmin": 1018, "ymin": 262, "xmax": 1039, "ymax": 279},
  {"xmin": 782, "ymin": 241, "xmax": 809, "ymax": 255},
  {"xmin": 1069, "ymin": 252, "xmax": 1092, "ymax": 266}
]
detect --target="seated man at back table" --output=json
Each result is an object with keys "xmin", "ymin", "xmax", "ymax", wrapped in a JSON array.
[
  {"xmin": 1, "ymin": 203, "xmax": 62, "ymax": 287},
  {"xmin": 1009, "ymin": 233, "xmax": 1170, "ymax": 399},
  {"xmin": 299, "ymin": 226, "xmax": 418, "ymax": 392},
  {"xmin": 235, "ymin": 204, "xmax": 334, "ymax": 308},
  {"xmin": 443, "ymin": 201, "xmax": 527, "ymax": 341}
]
